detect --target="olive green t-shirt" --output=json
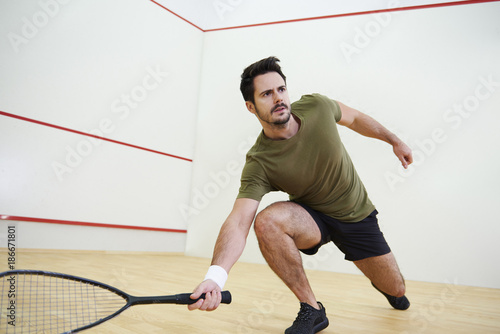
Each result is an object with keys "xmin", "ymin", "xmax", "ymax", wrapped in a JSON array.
[{"xmin": 237, "ymin": 93, "xmax": 375, "ymax": 223}]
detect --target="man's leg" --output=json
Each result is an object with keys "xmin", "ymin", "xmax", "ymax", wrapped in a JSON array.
[
  {"xmin": 354, "ymin": 252, "xmax": 405, "ymax": 297},
  {"xmin": 253, "ymin": 201, "xmax": 322, "ymax": 309},
  {"xmin": 354, "ymin": 252, "xmax": 410, "ymax": 309}
]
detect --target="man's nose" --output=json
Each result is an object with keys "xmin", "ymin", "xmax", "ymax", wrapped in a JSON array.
[{"xmin": 274, "ymin": 91, "xmax": 284, "ymax": 104}]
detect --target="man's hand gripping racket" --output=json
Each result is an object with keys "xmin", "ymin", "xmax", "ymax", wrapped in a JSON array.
[
  {"xmin": 188, "ymin": 279, "xmax": 223, "ymax": 311},
  {"xmin": 189, "ymin": 264, "xmax": 229, "ymax": 311}
]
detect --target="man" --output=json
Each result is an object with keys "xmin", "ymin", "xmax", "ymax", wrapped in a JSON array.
[{"xmin": 189, "ymin": 57, "xmax": 413, "ymax": 333}]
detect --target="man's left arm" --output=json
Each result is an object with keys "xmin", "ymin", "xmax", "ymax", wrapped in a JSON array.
[{"xmin": 337, "ymin": 101, "xmax": 413, "ymax": 169}]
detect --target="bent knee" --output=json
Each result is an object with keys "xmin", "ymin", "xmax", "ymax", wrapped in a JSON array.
[
  {"xmin": 254, "ymin": 201, "xmax": 321, "ymax": 249},
  {"xmin": 254, "ymin": 202, "xmax": 290, "ymax": 236},
  {"xmin": 254, "ymin": 211, "xmax": 279, "ymax": 237}
]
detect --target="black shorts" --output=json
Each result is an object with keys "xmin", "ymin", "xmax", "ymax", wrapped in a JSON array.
[{"xmin": 296, "ymin": 203, "xmax": 391, "ymax": 261}]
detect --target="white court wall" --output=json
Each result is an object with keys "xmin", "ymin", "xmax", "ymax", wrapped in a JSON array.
[
  {"xmin": 0, "ymin": 0, "xmax": 203, "ymax": 251},
  {"xmin": 185, "ymin": 2, "xmax": 500, "ymax": 288}
]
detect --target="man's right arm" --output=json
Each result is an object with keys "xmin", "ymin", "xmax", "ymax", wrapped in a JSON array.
[{"xmin": 188, "ymin": 198, "xmax": 260, "ymax": 311}]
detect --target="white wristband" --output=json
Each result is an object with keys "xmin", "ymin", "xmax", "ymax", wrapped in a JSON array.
[{"xmin": 204, "ymin": 265, "xmax": 228, "ymax": 290}]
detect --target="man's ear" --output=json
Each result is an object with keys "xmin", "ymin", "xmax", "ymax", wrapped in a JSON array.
[{"xmin": 245, "ymin": 101, "xmax": 256, "ymax": 115}]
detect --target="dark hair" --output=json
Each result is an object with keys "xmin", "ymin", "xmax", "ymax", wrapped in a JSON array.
[{"xmin": 240, "ymin": 56, "xmax": 287, "ymax": 103}]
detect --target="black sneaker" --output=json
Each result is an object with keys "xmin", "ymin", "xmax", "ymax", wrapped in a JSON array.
[
  {"xmin": 285, "ymin": 302, "xmax": 329, "ymax": 334},
  {"xmin": 371, "ymin": 282, "xmax": 410, "ymax": 310}
]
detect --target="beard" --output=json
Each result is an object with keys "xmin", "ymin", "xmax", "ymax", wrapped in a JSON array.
[{"xmin": 256, "ymin": 103, "xmax": 291, "ymax": 126}]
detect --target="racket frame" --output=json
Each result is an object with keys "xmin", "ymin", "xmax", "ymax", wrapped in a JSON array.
[{"xmin": 0, "ymin": 269, "xmax": 231, "ymax": 333}]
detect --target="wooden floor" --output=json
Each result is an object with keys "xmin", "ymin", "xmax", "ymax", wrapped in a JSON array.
[{"xmin": 2, "ymin": 249, "xmax": 500, "ymax": 333}]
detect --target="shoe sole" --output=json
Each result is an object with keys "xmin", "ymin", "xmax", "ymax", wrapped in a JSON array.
[{"xmin": 314, "ymin": 318, "xmax": 329, "ymax": 333}]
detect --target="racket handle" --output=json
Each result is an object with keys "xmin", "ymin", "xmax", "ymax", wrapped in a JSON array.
[{"xmin": 176, "ymin": 291, "xmax": 232, "ymax": 305}]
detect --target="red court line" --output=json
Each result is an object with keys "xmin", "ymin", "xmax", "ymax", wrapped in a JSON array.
[
  {"xmin": 204, "ymin": 0, "xmax": 500, "ymax": 32},
  {"xmin": 152, "ymin": 0, "xmax": 499, "ymax": 33},
  {"xmin": 149, "ymin": 0, "xmax": 204, "ymax": 31},
  {"xmin": 0, "ymin": 215, "xmax": 187, "ymax": 234},
  {"xmin": 0, "ymin": 111, "xmax": 192, "ymax": 162}
]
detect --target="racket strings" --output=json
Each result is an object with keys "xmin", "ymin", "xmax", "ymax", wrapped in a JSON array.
[{"xmin": 0, "ymin": 272, "xmax": 126, "ymax": 333}]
